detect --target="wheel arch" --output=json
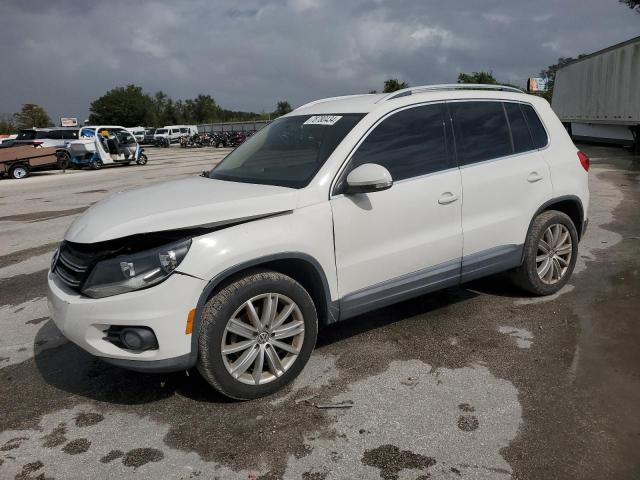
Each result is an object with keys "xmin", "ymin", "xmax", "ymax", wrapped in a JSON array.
[
  {"xmin": 186, "ymin": 253, "xmax": 336, "ymax": 368},
  {"xmin": 529, "ymin": 195, "xmax": 585, "ymax": 242}
]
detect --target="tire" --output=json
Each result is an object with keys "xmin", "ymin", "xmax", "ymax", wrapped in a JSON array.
[
  {"xmin": 9, "ymin": 164, "xmax": 29, "ymax": 179},
  {"xmin": 137, "ymin": 154, "xmax": 148, "ymax": 165},
  {"xmin": 197, "ymin": 270, "xmax": 318, "ymax": 400},
  {"xmin": 512, "ymin": 210, "xmax": 578, "ymax": 296},
  {"xmin": 56, "ymin": 151, "xmax": 70, "ymax": 170},
  {"xmin": 91, "ymin": 159, "xmax": 103, "ymax": 170}
]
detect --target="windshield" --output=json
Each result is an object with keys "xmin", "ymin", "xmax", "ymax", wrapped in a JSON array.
[
  {"xmin": 156, "ymin": 129, "xmax": 167, "ymax": 134},
  {"xmin": 209, "ymin": 113, "xmax": 365, "ymax": 188},
  {"xmin": 145, "ymin": 129, "xmax": 155, "ymax": 135}
]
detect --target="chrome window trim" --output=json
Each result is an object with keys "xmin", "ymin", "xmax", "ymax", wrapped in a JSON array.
[{"xmin": 329, "ymin": 98, "xmax": 551, "ymax": 199}]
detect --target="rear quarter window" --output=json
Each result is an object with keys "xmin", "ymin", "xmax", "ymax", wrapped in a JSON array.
[
  {"xmin": 504, "ymin": 103, "xmax": 534, "ymax": 153},
  {"xmin": 521, "ymin": 104, "xmax": 548, "ymax": 149}
]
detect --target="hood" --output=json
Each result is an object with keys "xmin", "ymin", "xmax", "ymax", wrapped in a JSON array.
[{"xmin": 65, "ymin": 177, "xmax": 298, "ymax": 243}]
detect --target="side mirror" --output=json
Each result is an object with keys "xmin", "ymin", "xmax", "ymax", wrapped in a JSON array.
[{"xmin": 344, "ymin": 163, "xmax": 393, "ymax": 194}]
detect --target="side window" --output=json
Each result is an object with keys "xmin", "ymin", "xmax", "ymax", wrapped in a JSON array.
[
  {"xmin": 349, "ymin": 104, "xmax": 450, "ymax": 182},
  {"xmin": 47, "ymin": 130, "xmax": 62, "ymax": 140},
  {"xmin": 62, "ymin": 130, "xmax": 78, "ymax": 140},
  {"xmin": 451, "ymin": 101, "xmax": 512, "ymax": 165},
  {"xmin": 521, "ymin": 104, "xmax": 548, "ymax": 149},
  {"xmin": 504, "ymin": 103, "xmax": 533, "ymax": 153}
]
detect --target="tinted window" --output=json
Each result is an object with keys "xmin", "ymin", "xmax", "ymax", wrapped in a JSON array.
[
  {"xmin": 349, "ymin": 104, "xmax": 449, "ymax": 182},
  {"xmin": 62, "ymin": 130, "xmax": 78, "ymax": 140},
  {"xmin": 521, "ymin": 104, "xmax": 548, "ymax": 148},
  {"xmin": 16, "ymin": 130, "xmax": 36, "ymax": 140},
  {"xmin": 210, "ymin": 113, "xmax": 364, "ymax": 189},
  {"xmin": 47, "ymin": 130, "xmax": 63, "ymax": 139},
  {"xmin": 451, "ymin": 101, "xmax": 512, "ymax": 165},
  {"xmin": 504, "ymin": 103, "xmax": 533, "ymax": 153}
]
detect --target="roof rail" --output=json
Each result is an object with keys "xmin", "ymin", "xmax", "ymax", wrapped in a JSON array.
[
  {"xmin": 377, "ymin": 84, "xmax": 524, "ymax": 102},
  {"xmin": 295, "ymin": 94, "xmax": 375, "ymax": 111}
]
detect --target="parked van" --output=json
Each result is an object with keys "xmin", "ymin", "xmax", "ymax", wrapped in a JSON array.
[
  {"xmin": 48, "ymin": 84, "xmax": 589, "ymax": 400},
  {"xmin": 154, "ymin": 125, "xmax": 197, "ymax": 144}
]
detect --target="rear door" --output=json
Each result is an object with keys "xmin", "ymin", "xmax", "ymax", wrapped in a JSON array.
[
  {"xmin": 450, "ymin": 100, "xmax": 552, "ymax": 281},
  {"xmin": 331, "ymin": 103, "xmax": 463, "ymax": 316}
]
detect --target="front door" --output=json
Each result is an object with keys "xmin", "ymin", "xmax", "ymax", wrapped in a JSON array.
[{"xmin": 330, "ymin": 103, "xmax": 463, "ymax": 318}]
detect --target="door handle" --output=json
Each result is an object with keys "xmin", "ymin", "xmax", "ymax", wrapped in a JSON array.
[
  {"xmin": 438, "ymin": 192, "xmax": 458, "ymax": 205},
  {"xmin": 527, "ymin": 172, "xmax": 544, "ymax": 183}
]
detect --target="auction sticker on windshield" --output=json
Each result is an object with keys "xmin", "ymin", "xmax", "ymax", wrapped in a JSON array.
[{"xmin": 304, "ymin": 115, "xmax": 343, "ymax": 126}]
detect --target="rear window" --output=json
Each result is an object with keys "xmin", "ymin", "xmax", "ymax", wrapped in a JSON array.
[
  {"xmin": 521, "ymin": 104, "xmax": 548, "ymax": 148},
  {"xmin": 451, "ymin": 101, "xmax": 512, "ymax": 165}
]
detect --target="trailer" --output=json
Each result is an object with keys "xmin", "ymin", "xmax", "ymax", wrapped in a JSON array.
[
  {"xmin": 0, "ymin": 145, "xmax": 60, "ymax": 179},
  {"xmin": 552, "ymin": 35, "xmax": 640, "ymax": 151}
]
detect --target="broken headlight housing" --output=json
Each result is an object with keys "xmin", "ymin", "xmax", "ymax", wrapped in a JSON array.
[{"xmin": 82, "ymin": 238, "xmax": 191, "ymax": 298}]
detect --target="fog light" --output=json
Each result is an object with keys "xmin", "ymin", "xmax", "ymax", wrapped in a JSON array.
[{"xmin": 119, "ymin": 327, "xmax": 157, "ymax": 351}]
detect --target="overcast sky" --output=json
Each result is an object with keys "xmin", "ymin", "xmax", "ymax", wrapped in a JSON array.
[{"xmin": 0, "ymin": 0, "xmax": 638, "ymax": 122}]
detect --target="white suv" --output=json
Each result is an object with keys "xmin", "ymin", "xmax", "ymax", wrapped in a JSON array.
[{"xmin": 48, "ymin": 85, "xmax": 589, "ymax": 399}]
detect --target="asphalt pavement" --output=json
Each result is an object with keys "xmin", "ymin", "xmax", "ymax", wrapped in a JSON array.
[{"xmin": 0, "ymin": 144, "xmax": 638, "ymax": 480}]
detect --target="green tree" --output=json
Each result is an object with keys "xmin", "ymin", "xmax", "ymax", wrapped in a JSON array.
[
  {"xmin": 185, "ymin": 94, "xmax": 219, "ymax": 124},
  {"xmin": 89, "ymin": 84, "xmax": 153, "ymax": 126},
  {"xmin": 382, "ymin": 79, "xmax": 409, "ymax": 93},
  {"xmin": 620, "ymin": 0, "xmax": 640, "ymax": 12},
  {"xmin": 274, "ymin": 100, "xmax": 292, "ymax": 117},
  {"xmin": 0, "ymin": 113, "xmax": 17, "ymax": 134},
  {"xmin": 457, "ymin": 71, "xmax": 498, "ymax": 84},
  {"xmin": 13, "ymin": 104, "xmax": 53, "ymax": 129}
]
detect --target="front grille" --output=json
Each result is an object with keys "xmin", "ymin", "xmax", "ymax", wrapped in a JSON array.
[{"xmin": 53, "ymin": 242, "xmax": 97, "ymax": 291}]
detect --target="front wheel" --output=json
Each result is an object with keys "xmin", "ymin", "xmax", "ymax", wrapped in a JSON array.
[
  {"xmin": 197, "ymin": 270, "xmax": 318, "ymax": 400},
  {"xmin": 512, "ymin": 210, "xmax": 578, "ymax": 296},
  {"xmin": 137, "ymin": 154, "xmax": 148, "ymax": 165}
]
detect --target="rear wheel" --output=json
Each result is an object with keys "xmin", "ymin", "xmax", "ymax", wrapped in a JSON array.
[
  {"xmin": 91, "ymin": 159, "xmax": 103, "ymax": 170},
  {"xmin": 56, "ymin": 151, "xmax": 70, "ymax": 170},
  {"xmin": 197, "ymin": 270, "xmax": 318, "ymax": 400},
  {"xmin": 9, "ymin": 164, "xmax": 29, "ymax": 179},
  {"xmin": 512, "ymin": 210, "xmax": 578, "ymax": 295},
  {"xmin": 137, "ymin": 154, "xmax": 148, "ymax": 165}
]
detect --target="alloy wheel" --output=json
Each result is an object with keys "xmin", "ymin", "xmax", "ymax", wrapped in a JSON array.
[
  {"xmin": 536, "ymin": 223, "xmax": 573, "ymax": 284},
  {"xmin": 221, "ymin": 293, "xmax": 305, "ymax": 386}
]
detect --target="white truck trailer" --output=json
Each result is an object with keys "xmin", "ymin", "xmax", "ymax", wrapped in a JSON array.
[{"xmin": 552, "ymin": 35, "xmax": 640, "ymax": 152}]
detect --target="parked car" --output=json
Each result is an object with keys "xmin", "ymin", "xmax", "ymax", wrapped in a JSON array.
[
  {"xmin": 13, "ymin": 127, "xmax": 79, "ymax": 148},
  {"xmin": 58, "ymin": 126, "xmax": 147, "ymax": 169},
  {"xmin": 142, "ymin": 128, "xmax": 157, "ymax": 145},
  {"xmin": 129, "ymin": 127, "xmax": 146, "ymax": 142},
  {"xmin": 48, "ymin": 84, "xmax": 589, "ymax": 400}
]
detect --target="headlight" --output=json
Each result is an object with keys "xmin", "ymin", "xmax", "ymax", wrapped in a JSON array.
[{"xmin": 82, "ymin": 238, "xmax": 191, "ymax": 298}]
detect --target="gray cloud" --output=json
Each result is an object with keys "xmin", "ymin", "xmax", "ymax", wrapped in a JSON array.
[{"xmin": 0, "ymin": 0, "xmax": 638, "ymax": 122}]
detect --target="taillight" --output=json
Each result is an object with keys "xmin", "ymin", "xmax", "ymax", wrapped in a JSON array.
[{"xmin": 577, "ymin": 151, "xmax": 589, "ymax": 172}]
